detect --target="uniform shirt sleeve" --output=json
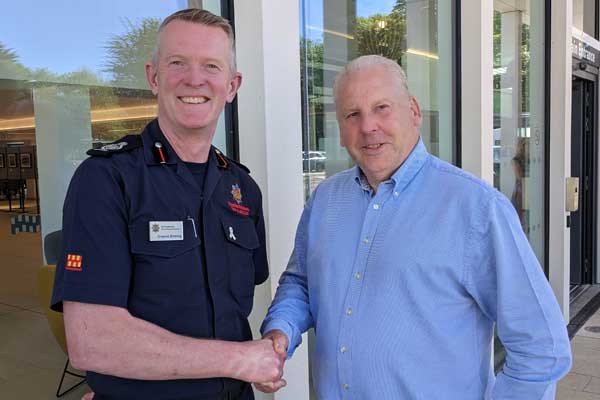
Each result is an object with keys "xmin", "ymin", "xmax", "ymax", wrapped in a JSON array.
[
  {"xmin": 51, "ymin": 157, "xmax": 133, "ymax": 312},
  {"xmin": 261, "ymin": 193, "xmax": 315, "ymax": 358},
  {"xmin": 464, "ymin": 193, "xmax": 572, "ymax": 399}
]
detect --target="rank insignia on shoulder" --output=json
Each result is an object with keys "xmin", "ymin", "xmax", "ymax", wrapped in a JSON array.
[
  {"xmin": 213, "ymin": 147, "xmax": 250, "ymax": 173},
  {"xmin": 87, "ymin": 135, "xmax": 143, "ymax": 157}
]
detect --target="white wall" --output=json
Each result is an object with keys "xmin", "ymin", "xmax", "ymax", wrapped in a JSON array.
[
  {"xmin": 548, "ymin": 0, "xmax": 573, "ymax": 321},
  {"xmin": 235, "ymin": 1, "xmax": 310, "ymax": 399},
  {"xmin": 460, "ymin": 0, "xmax": 494, "ymax": 184}
]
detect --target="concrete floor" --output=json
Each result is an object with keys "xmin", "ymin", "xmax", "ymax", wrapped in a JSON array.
[
  {"xmin": 557, "ymin": 310, "xmax": 600, "ymax": 399},
  {"xmin": 0, "ymin": 211, "xmax": 91, "ymax": 399},
  {"xmin": 1, "ymin": 210, "xmax": 600, "ymax": 399}
]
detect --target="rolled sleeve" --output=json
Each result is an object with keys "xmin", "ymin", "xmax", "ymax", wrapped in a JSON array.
[
  {"xmin": 261, "ymin": 197, "xmax": 315, "ymax": 358},
  {"xmin": 465, "ymin": 193, "xmax": 572, "ymax": 399},
  {"xmin": 51, "ymin": 158, "xmax": 133, "ymax": 312}
]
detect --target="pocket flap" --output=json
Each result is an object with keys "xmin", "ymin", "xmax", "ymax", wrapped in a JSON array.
[{"xmin": 220, "ymin": 214, "xmax": 260, "ymax": 250}]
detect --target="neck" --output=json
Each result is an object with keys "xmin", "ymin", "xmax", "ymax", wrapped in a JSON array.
[{"xmin": 158, "ymin": 120, "xmax": 214, "ymax": 163}]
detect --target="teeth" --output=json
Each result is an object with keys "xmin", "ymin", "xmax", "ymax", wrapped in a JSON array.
[
  {"xmin": 180, "ymin": 96, "xmax": 208, "ymax": 104},
  {"xmin": 365, "ymin": 144, "xmax": 382, "ymax": 149}
]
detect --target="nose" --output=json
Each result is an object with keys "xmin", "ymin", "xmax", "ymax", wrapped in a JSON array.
[
  {"xmin": 359, "ymin": 113, "xmax": 378, "ymax": 135},
  {"xmin": 184, "ymin": 65, "xmax": 208, "ymax": 87}
]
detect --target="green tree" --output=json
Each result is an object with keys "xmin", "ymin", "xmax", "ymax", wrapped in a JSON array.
[
  {"xmin": 0, "ymin": 42, "xmax": 29, "ymax": 79},
  {"xmin": 103, "ymin": 18, "xmax": 160, "ymax": 89},
  {"xmin": 355, "ymin": 12, "xmax": 406, "ymax": 62}
]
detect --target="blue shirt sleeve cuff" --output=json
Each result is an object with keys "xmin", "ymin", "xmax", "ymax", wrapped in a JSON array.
[
  {"xmin": 493, "ymin": 373, "xmax": 557, "ymax": 399},
  {"xmin": 261, "ymin": 318, "xmax": 302, "ymax": 359}
]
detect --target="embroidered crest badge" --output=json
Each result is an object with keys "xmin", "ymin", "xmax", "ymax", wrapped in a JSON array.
[
  {"xmin": 152, "ymin": 223, "xmax": 160, "ymax": 233},
  {"xmin": 231, "ymin": 184, "xmax": 243, "ymax": 205}
]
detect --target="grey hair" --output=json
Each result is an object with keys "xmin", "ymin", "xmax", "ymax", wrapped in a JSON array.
[
  {"xmin": 151, "ymin": 8, "xmax": 237, "ymax": 75},
  {"xmin": 333, "ymin": 55, "xmax": 410, "ymax": 102}
]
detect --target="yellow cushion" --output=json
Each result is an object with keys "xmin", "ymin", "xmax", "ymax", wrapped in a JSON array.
[{"xmin": 37, "ymin": 265, "xmax": 68, "ymax": 354}]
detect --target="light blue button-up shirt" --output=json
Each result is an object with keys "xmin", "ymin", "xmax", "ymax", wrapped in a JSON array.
[{"xmin": 262, "ymin": 140, "xmax": 571, "ymax": 399}]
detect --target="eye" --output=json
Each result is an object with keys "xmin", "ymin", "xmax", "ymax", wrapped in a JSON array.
[
  {"xmin": 205, "ymin": 63, "xmax": 222, "ymax": 72},
  {"xmin": 168, "ymin": 60, "xmax": 185, "ymax": 69},
  {"xmin": 345, "ymin": 111, "xmax": 359, "ymax": 119},
  {"xmin": 376, "ymin": 104, "xmax": 390, "ymax": 111}
]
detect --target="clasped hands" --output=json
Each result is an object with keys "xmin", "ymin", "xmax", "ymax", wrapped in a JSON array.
[{"xmin": 244, "ymin": 330, "xmax": 289, "ymax": 394}]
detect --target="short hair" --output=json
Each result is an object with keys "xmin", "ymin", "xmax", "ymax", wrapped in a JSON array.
[
  {"xmin": 152, "ymin": 8, "xmax": 237, "ymax": 75},
  {"xmin": 333, "ymin": 55, "xmax": 410, "ymax": 103}
]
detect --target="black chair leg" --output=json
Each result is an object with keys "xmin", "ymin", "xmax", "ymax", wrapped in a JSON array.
[{"xmin": 56, "ymin": 357, "xmax": 86, "ymax": 398}]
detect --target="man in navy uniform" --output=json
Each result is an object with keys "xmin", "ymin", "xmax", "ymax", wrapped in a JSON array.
[{"xmin": 51, "ymin": 9, "xmax": 285, "ymax": 400}]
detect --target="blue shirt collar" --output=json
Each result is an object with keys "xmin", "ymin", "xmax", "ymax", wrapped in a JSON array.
[{"xmin": 353, "ymin": 138, "xmax": 429, "ymax": 194}]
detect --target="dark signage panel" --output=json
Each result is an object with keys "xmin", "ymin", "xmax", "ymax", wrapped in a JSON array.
[{"xmin": 572, "ymin": 36, "xmax": 600, "ymax": 68}]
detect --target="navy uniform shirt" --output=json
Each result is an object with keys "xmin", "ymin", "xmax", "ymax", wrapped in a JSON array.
[{"xmin": 51, "ymin": 119, "xmax": 268, "ymax": 400}]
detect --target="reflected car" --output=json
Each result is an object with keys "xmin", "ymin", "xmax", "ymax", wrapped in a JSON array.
[{"xmin": 303, "ymin": 150, "xmax": 326, "ymax": 172}]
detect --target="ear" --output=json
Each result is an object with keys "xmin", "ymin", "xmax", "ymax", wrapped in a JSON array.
[
  {"xmin": 145, "ymin": 61, "xmax": 159, "ymax": 96},
  {"xmin": 409, "ymin": 96, "xmax": 423, "ymax": 128},
  {"xmin": 226, "ymin": 72, "xmax": 243, "ymax": 103}
]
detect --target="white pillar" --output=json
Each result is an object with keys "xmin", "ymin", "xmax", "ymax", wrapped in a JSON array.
[
  {"xmin": 235, "ymin": 1, "xmax": 310, "ymax": 399},
  {"xmin": 548, "ymin": 0, "xmax": 572, "ymax": 321},
  {"xmin": 460, "ymin": 0, "xmax": 494, "ymax": 183}
]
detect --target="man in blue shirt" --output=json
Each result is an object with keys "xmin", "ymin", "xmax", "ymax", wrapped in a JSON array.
[
  {"xmin": 259, "ymin": 55, "xmax": 572, "ymax": 399},
  {"xmin": 51, "ymin": 9, "xmax": 284, "ymax": 400}
]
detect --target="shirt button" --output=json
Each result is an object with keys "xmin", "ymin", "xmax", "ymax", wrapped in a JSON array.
[
  {"xmin": 362, "ymin": 236, "xmax": 369, "ymax": 244},
  {"xmin": 373, "ymin": 204, "xmax": 380, "ymax": 210},
  {"xmin": 346, "ymin": 308, "xmax": 352, "ymax": 315},
  {"xmin": 340, "ymin": 345, "xmax": 347, "ymax": 353},
  {"xmin": 393, "ymin": 191, "xmax": 399, "ymax": 197},
  {"xmin": 342, "ymin": 383, "xmax": 349, "ymax": 390},
  {"xmin": 354, "ymin": 272, "xmax": 362, "ymax": 280}
]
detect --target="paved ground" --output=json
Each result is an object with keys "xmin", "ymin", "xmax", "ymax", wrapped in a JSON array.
[{"xmin": 557, "ymin": 308, "xmax": 600, "ymax": 399}]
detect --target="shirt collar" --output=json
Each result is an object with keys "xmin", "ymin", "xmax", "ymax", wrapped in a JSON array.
[
  {"xmin": 141, "ymin": 119, "xmax": 229, "ymax": 170},
  {"xmin": 141, "ymin": 119, "xmax": 178, "ymax": 165},
  {"xmin": 353, "ymin": 137, "xmax": 429, "ymax": 194}
]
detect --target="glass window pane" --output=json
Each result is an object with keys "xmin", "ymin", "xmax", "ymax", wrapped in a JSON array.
[
  {"xmin": 492, "ymin": 0, "xmax": 545, "ymax": 266},
  {"xmin": 300, "ymin": 0, "xmax": 456, "ymax": 197},
  {"xmin": 0, "ymin": 1, "xmax": 229, "ymax": 252},
  {"xmin": 573, "ymin": 0, "xmax": 596, "ymax": 38}
]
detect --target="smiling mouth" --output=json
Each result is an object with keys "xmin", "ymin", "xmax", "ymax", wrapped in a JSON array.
[
  {"xmin": 364, "ymin": 143, "xmax": 384, "ymax": 150},
  {"xmin": 179, "ymin": 96, "xmax": 209, "ymax": 104}
]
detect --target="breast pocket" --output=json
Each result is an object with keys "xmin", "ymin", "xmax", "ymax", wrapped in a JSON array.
[
  {"xmin": 128, "ymin": 217, "xmax": 202, "ymax": 298},
  {"xmin": 220, "ymin": 213, "xmax": 260, "ymax": 301}
]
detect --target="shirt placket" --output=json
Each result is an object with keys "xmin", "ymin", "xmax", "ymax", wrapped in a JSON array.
[{"xmin": 337, "ymin": 183, "xmax": 393, "ymax": 397}]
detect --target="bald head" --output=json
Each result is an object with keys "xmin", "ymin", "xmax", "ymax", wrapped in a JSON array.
[{"xmin": 333, "ymin": 55, "xmax": 410, "ymax": 104}]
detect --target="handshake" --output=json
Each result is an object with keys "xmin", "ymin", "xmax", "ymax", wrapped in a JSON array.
[{"xmin": 236, "ymin": 329, "xmax": 289, "ymax": 394}]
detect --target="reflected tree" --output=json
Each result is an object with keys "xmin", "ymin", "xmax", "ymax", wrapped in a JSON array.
[
  {"xmin": 355, "ymin": 12, "xmax": 406, "ymax": 62},
  {"xmin": 104, "ymin": 18, "xmax": 160, "ymax": 90},
  {"xmin": 0, "ymin": 42, "xmax": 29, "ymax": 80}
]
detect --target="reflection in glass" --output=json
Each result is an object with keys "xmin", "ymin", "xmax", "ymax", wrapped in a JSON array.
[
  {"xmin": 492, "ymin": 0, "xmax": 545, "ymax": 265},
  {"xmin": 0, "ymin": 1, "xmax": 227, "ymax": 240},
  {"xmin": 573, "ymin": 0, "xmax": 596, "ymax": 38},
  {"xmin": 300, "ymin": 0, "xmax": 455, "ymax": 197}
]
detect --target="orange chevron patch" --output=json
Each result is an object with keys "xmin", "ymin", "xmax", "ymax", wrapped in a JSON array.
[{"xmin": 65, "ymin": 254, "xmax": 83, "ymax": 271}]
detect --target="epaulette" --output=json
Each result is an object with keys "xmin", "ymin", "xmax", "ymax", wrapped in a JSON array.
[
  {"xmin": 87, "ymin": 135, "xmax": 143, "ymax": 157},
  {"xmin": 214, "ymin": 147, "xmax": 250, "ymax": 173}
]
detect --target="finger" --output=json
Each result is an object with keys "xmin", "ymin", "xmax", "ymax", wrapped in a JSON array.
[
  {"xmin": 254, "ymin": 382, "xmax": 276, "ymax": 393},
  {"xmin": 81, "ymin": 392, "xmax": 95, "ymax": 400},
  {"xmin": 255, "ymin": 379, "xmax": 286, "ymax": 394},
  {"xmin": 267, "ymin": 332, "xmax": 288, "ymax": 355}
]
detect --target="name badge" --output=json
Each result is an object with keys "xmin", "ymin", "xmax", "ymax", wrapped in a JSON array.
[{"xmin": 149, "ymin": 221, "xmax": 184, "ymax": 241}]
